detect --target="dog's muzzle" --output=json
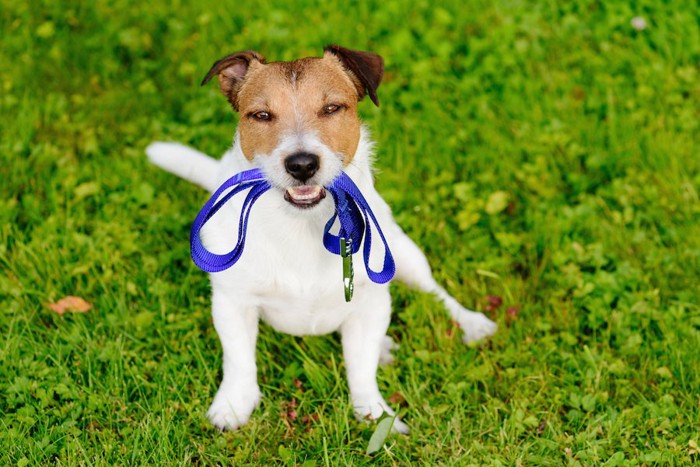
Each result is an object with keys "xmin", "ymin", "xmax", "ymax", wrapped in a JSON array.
[{"xmin": 283, "ymin": 152, "xmax": 325, "ymax": 208}]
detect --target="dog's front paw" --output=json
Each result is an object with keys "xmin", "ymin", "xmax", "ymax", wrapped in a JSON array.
[
  {"xmin": 207, "ymin": 383, "xmax": 262, "ymax": 431},
  {"xmin": 353, "ymin": 397, "xmax": 410, "ymax": 434},
  {"xmin": 457, "ymin": 311, "xmax": 498, "ymax": 344}
]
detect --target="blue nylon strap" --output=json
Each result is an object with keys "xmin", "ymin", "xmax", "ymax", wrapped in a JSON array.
[
  {"xmin": 323, "ymin": 173, "xmax": 395, "ymax": 284},
  {"xmin": 190, "ymin": 169, "xmax": 271, "ymax": 273},
  {"xmin": 190, "ymin": 169, "xmax": 396, "ymax": 284},
  {"xmin": 322, "ymin": 189, "xmax": 363, "ymax": 255}
]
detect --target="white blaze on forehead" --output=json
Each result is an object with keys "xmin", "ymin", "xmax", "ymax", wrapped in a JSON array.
[{"xmin": 291, "ymin": 83, "xmax": 304, "ymax": 136}]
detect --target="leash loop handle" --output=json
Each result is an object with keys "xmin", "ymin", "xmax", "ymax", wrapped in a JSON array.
[{"xmin": 190, "ymin": 169, "xmax": 270, "ymax": 273}]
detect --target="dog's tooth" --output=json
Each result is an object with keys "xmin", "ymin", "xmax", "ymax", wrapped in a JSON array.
[{"xmin": 287, "ymin": 186, "xmax": 322, "ymax": 202}]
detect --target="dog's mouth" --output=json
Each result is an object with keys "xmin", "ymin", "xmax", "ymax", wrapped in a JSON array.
[{"xmin": 284, "ymin": 185, "xmax": 326, "ymax": 208}]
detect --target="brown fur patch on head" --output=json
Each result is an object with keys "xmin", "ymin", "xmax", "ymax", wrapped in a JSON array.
[
  {"xmin": 203, "ymin": 47, "xmax": 384, "ymax": 166},
  {"xmin": 236, "ymin": 55, "xmax": 365, "ymax": 165}
]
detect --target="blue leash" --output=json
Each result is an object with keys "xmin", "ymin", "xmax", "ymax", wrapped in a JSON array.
[{"xmin": 190, "ymin": 168, "xmax": 395, "ymax": 300}]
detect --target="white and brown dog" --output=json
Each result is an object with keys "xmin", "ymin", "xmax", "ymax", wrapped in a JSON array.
[{"xmin": 146, "ymin": 45, "xmax": 497, "ymax": 433}]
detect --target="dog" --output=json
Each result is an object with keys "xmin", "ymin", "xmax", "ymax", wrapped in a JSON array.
[{"xmin": 146, "ymin": 45, "xmax": 497, "ymax": 433}]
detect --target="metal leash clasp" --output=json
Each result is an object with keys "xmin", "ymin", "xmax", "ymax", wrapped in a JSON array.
[{"xmin": 340, "ymin": 237, "xmax": 354, "ymax": 302}]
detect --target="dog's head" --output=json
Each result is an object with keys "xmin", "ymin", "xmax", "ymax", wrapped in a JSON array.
[{"xmin": 202, "ymin": 46, "xmax": 384, "ymax": 209}]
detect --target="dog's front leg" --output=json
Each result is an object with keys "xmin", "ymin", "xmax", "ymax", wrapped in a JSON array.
[
  {"xmin": 207, "ymin": 288, "xmax": 261, "ymax": 431},
  {"xmin": 340, "ymin": 287, "xmax": 409, "ymax": 434}
]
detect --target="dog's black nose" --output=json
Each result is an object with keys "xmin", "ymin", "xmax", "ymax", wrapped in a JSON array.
[{"xmin": 285, "ymin": 152, "xmax": 319, "ymax": 182}]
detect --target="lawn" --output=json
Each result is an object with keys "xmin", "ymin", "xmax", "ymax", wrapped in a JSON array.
[{"xmin": 1, "ymin": 0, "xmax": 699, "ymax": 464}]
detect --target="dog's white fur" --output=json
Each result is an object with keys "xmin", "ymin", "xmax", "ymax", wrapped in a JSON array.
[{"xmin": 146, "ymin": 51, "xmax": 496, "ymax": 434}]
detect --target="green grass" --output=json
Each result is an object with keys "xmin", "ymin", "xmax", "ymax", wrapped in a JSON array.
[{"xmin": 2, "ymin": 0, "xmax": 699, "ymax": 464}]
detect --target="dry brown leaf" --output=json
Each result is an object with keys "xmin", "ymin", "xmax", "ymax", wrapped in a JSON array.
[
  {"xmin": 387, "ymin": 391, "xmax": 407, "ymax": 407},
  {"xmin": 484, "ymin": 295, "xmax": 503, "ymax": 312},
  {"xmin": 47, "ymin": 296, "xmax": 92, "ymax": 315},
  {"xmin": 293, "ymin": 378, "xmax": 304, "ymax": 391},
  {"xmin": 536, "ymin": 419, "xmax": 547, "ymax": 435},
  {"xmin": 507, "ymin": 305, "xmax": 521, "ymax": 319}
]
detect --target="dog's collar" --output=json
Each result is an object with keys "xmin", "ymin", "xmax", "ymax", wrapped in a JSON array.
[{"xmin": 190, "ymin": 168, "xmax": 395, "ymax": 301}]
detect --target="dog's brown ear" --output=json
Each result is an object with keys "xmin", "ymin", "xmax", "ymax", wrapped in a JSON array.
[
  {"xmin": 201, "ymin": 51, "xmax": 266, "ymax": 110},
  {"xmin": 324, "ymin": 45, "xmax": 384, "ymax": 106}
]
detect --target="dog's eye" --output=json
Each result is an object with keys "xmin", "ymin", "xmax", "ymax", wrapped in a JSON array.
[
  {"xmin": 251, "ymin": 111, "xmax": 272, "ymax": 122},
  {"xmin": 322, "ymin": 104, "xmax": 343, "ymax": 115}
]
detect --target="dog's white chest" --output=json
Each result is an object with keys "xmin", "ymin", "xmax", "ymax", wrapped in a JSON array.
[{"xmin": 206, "ymin": 193, "xmax": 372, "ymax": 336}]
